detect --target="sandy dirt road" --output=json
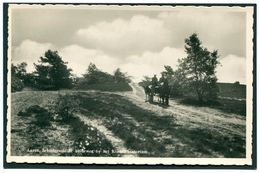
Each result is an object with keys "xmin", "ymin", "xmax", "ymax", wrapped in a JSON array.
[{"xmin": 122, "ymin": 83, "xmax": 246, "ymax": 136}]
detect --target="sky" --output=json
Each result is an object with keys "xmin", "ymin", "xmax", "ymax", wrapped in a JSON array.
[{"xmin": 10, "ymin": 5, "xmax": 248, "ymax": 83}]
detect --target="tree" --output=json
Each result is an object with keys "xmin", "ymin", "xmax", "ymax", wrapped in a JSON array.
[
  {"xmin": 11, "ymin": 75, "xmax": 24, "ymax": 92},
  {"xmin": 83, "ymin": 63, "xmax": 114, "ymax": 84},
  {"xmin": 114, "ymin": 68, "xmax": 131, "ymax": 83},
  {"xmin": 161, "ymin": 65, "xmax": 174, "ymax": 81},
  {"xmin": 78, "ymin": 63, "xmax": 132, "ymax": 91},
  {"xmin": 85, "ymin": 62, "xmax": 99, "ymax": 76},
  {"xmin": 163, "ymin": 65, "xmax": 174, "ymax": 76},
  {"xmin": 177, "ymin": 33, "xmax": 220, "ymax": 102},
  {"xmin": 11, "ymin": 62, "xmax": 27, "ymax": 80},
  {"xmin": 34, "ymin": 50, "xmax": 72, "ymax": 90},
  {"xmin": 11, "ymin": 62, "xmax": 37, "ymax": 88},
  {"xmin": 161, "ymin": 66, "xmax": 185, "ymax": 97},
  {"xmin": 11, "ymin": 62, "xmax": 28, "ymax": 92},
  {"xmin": 139, "ymin": 76, "xmax": 151, "ymax": 87}
]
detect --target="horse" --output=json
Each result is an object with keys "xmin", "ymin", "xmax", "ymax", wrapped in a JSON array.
[
  {"xmin": 143, "ymin": 82, "xmax": 170, "ymax": 106},
  {"xmin": 151, "ymin": 85, "xmax": 160, "ymax": 102},
  {"xmin": 143, "ymin": 85, "xmax": 153, "ymax": 102},
  {"xmin": 158, "ymin": 81, "xmax": 170, "ymax": 106}
]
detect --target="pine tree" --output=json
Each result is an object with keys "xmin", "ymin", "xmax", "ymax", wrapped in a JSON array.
[
  {"xmin": 177, "ymin": 33, "xmax": 220, "ymax": 102},
  {"xmin": 34, "ymin": 50, "xmax": 72, "ymax": 90}
]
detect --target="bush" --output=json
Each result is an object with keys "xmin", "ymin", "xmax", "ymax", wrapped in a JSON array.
[
  {"xmin": 26, "ymin": 105, "xmax": 46, "ymax": 114},
  {"xmin": 77, "ymin": 63, "xmax": 132, "ymax": 92},
  {"xmin": 169, "ymin": 82, "xmax": 183, "ymax": 97},
  {"xmin": 17, "ymin": 111, "xmax": 28, "ymax": 117},
  {"xmin": 54, "ymin": 94, "xmax": 80, "ymax": 122},
  {"xmin": 34, "ymin": 111, "xmax": 52, "ymax": 127},
  {"xmin": 18, "ymin": 105, "xmax": 43, "ymax": 117},
  {"xmin": 11, "ymin": 76, "xmax": 24, "ymax": 92},
  {"xmin": 18, "ymin": 105, "xmax": 52, "ymax": 127}
]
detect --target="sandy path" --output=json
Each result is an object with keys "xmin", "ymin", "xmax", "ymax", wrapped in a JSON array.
[
  {"xmin": 76, "ymin": 113, "xmax": 137, "ymax": 157},
  {"xmin": 121, "ymin": 83, "xmax": 246, "ymax": 138}
]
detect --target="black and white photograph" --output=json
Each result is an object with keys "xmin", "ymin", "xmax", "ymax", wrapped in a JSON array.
[{"xmin": 4, "ymin": 3, "xmax": 255, "ymax": 166}]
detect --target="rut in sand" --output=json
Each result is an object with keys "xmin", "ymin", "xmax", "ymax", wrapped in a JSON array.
[{"xmin": 76, "ymin": 113, "xmax": 138, "ymax": 157}]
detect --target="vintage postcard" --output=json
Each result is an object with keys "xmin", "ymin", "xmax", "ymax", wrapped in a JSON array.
[{"xmin": 4, "ymin": 3, "xmax": 256, "ymax": 167}]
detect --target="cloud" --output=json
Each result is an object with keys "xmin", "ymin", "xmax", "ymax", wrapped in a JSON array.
[
  {"xmin": 60, "ymin": 45, "xmax": 186, "ymax": 81},
  {"xmin": 11, "ymin": 8, "xmax": 246, "ymax": 61},
  {"xmin": 12, "ymin": 39, "xmax": 54, "ymax": 72},
  {"xmin": 13, "ymin": 39, "xmax": 246, "ymax": 84},
  {"xmin": 59, "ymin": 44, "xmax": 121, "ymax": 76},
  {"xmin": 121, "ymin": 47, "xmax": 185, "ymax": 82},
  {"xmin": 157, "ymin": 11, "xmax": 246, "ymax": 57},
  {"xmin": 75, "ymin": 15, "xmax": 172, "ymax": 56},
  {"xmin": 216, "ymin": 55, "xmax": 246, "ymax": 84},
  {"xmin": 13, "ymin": 39, "xmax": 184, "ymax": 81},
  {"xmin": 12, "ymin": 40, "xmax": 121, "ymax": 76},
  {"xmin": 75, "ymin": 11, "xmax": 246, "ymax": 58}
]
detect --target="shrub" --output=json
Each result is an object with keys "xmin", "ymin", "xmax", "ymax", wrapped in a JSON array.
[
  {"xmin": 18, "ymin": 105, "xmax": 52, "ymax": 127},
  {"xmin": 76, "ymin": 63, "xmax": 132, "ymax": 92},
  {"xmin": 17, "ymin": 111, "xmax": 28, "ymax": 117},
  {"xmin": 11, "ymin": 76, "xmax": 24, "ymax": 92},
  {"xmin": 54, "ymin": 94, "xmax": 80, "ymax": 122},
  {"xmin": 18, "ymin": 105, "xmax": 44, "ymax": 117},
  {"xmin": 34, "ymin": 110, "xmax": 52, "ymax": 127}
]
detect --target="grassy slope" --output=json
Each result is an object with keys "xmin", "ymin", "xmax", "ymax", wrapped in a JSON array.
[
  {"xmin": 11, "ymin": 91, "xmax": 117, "ymax": 156},
  {"xmin": 214, "ymin": 83, "xmax": 246, "ymax": 116},
  {"xmin": 217, "ymin": 83, "xmax": 246, "ymax": 99},
  {"xmin": 76, "ymin": 91, "xmax": 245, "ymax": 157},
  {"xmin": 179, "ymin": 83, "xmax": 246, "ymax": 116},
  {"xmin": 75, "ymin": 82, "xmax": 132, "ymax": 92},
  {"xmin": 11, "ymin": 90, "xmax": 246, "ymax": 158}
]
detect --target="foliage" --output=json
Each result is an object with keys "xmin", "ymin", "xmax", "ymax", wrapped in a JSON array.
[
  {"xmin": 54, "ymin": 94, "xmax": 80, "ymax": 122},
  {"xmin": 168, "ymin": 69, "xmax": 184, "ymax": 97},
  {"xmin": 77, "ymin": 63, "xmax": 132, "ymax": 91},
  {"xmin": 34, "ymin": 50, "xmax": 72, "ymax": 90},
  {"xmin": 18, "ymin": 105, "xmax": 52, "ymax": 127},
  {"xmin": 68, "ymin": 116, "xmax": 117, "ymax": 156},
  {"xmin": 160, "ymin": 65, "xmax": 183, "ymax": 97},
  {"xmin": 83, "ymin": 63, "xmax": 114, "ymax": 84},
  {"xmin": 11, "ymin": 62, "xmax": 27, "ymax": 79},
  {"xmin": 161, "ymin": 65, "xmax": 174, "ymax": 79},
  {"xmin": 139, "ymin": 76, "xmax": 151, "ymax": 87},
  {"xmin": 11, "ymin": 63, "xmax": 27, "ymax": 92},
  {"xmin": 71, "ymin": 73, "xmax": 79, "ymax": 86},
  {"xmin": 217, "ymin": 83, "xmax": 246, "ymax": 99},
  {"xmin": 11, "ymin": 62, "xmax": 38, "ymax": 90},
  {"xmin": 34, "ymin": 110, "xmax": 52, "ymax": 127},
  {"xmin": 114, "ymin": 68, "xmax": 131, "ymax": 83},
  {"xmin": 11, "ymin": 75, "xmax": 24, "ymax": 92},
  {"xmin": 176, "ymin": 33, "xmax": 220, "ymax": 102},
  {"xmin": 53, "ymin": 93, "xmax": 117, "ymax": 156}
]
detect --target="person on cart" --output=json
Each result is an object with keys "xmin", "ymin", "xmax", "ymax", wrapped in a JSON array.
[{"xmin": 151, "ymin": 74, "xmax": 158, "ymax": 94}]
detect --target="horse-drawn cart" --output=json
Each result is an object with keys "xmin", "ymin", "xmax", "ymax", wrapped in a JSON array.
[{"xmin": 143, "ymin": 82, "xmax": 170, "ymax": 106}]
